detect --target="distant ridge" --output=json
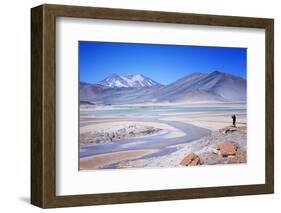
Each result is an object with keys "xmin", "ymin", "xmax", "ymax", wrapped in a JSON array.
[{"xmin": 80, "ymin": 71, "xmax": 246, "ymax": 104}]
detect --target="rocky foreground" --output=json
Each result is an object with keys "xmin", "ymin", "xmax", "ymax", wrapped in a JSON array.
[
  {"xmin": 116, "ymin": 125, "xmax": 247, "ymax": 168},
  {"xmin": 180, "ymin": 126, "xmax": 246, "ymax": 166},
  {"xmin": 80, "ymin": 124, "xmax": 163, "ymax": 146}
]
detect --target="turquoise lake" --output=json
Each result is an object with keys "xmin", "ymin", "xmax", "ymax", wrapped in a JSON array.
[{"xmin": 80, "ymin": 105, "xmax": 246, "ymax": 116}]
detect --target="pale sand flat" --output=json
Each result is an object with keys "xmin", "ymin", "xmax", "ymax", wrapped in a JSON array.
[
  {"xmin": 80, "ymin": 149, "xmax": 158, "ymax": 170},
  {"xmin": 162, "ymin": 112, "xmax": 246, "ymax": 131},
  {"xmin": 80, "ymin": 121, "xmax": 185, "ymax": 138}
]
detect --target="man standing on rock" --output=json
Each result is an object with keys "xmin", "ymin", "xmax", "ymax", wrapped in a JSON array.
[{"xmin": 232, "ymin": 114, "xmax": 236, "ymax": 127}]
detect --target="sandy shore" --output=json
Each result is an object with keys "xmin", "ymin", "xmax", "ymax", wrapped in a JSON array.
[
  {"xmin": 80, "ymin": 149, "xmax": 157, "ymax": 170},
  {"xmin": 116, "ymin": 125, "xmax": 247, "ymax": 168}
]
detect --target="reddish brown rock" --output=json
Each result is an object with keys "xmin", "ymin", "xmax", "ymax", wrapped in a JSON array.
[
  {"xmin": 189, "ymin": 157, "xmax": 200, "ymax": 166},
  {"xmin": 216, "ymin": 143, "xmax": 238, "ymax": 157},
  {"xmin": 180, "ymin": 153, "xmax": 201, "ymax": 166}
]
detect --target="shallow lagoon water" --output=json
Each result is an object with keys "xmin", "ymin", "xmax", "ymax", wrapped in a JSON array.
[{"xmin": 80, "ymin": 105, "xmax": 246, "ymax": 116}]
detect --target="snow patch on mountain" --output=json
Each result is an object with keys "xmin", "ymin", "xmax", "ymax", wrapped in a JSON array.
[{"xmin": 97, "ymin": 74, "xmax": 161, "ymax": 88}]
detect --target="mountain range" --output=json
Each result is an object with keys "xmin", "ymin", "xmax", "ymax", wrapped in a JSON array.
[{"xmin": 80, "ymin": 71, "xmax": 246, "ymax": 104}]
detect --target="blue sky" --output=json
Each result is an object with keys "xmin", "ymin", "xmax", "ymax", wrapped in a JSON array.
[{"xmin": 79, "ymin": 41, "xmax": 246, "ymax": 85}]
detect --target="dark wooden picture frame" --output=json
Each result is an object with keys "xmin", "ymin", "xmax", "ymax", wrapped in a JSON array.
[{"xmin": 31, "ymin": 4, "xmax": 274, "ymax": 208}]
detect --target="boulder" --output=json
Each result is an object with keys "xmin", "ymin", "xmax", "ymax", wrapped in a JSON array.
[
  {"xmin": 216, "ymin": 142, "xmax": 238, "ymax": 157},
  {"xmin": 180, "ymin": 153, "xmax": 201, "ymax": 166}
]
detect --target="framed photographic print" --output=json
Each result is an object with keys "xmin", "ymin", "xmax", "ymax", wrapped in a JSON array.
[{"xmin": 31, "ymin": 4, "xmax": 274, "ymax": 208}]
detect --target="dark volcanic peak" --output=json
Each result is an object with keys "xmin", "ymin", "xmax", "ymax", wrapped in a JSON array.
[
  {"xmin": 209, "ymin": 70, "xmax": 221, "ymax": 75},
  {"xmin": 208, "ymin": 70, "xmax": 245, "ymax": 80},
  {"xmin": 189, "ymin": 72, "xmax": 207, "ymax": 76},
  {"xmin": 97, "ymin": 74, "xmax": 162, "ymax": 88}
]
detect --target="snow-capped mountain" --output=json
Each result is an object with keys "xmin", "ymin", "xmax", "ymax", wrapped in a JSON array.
[{"xmin": 97, "ymin": 74, "xmax": 161, "ymax": 88}]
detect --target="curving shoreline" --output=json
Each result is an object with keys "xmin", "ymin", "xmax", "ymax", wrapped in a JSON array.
[
  {"xmin": 79, "ymin": 103, "xmax": 246, "ymax": 170},
  {"xmin": 80, "ymin": 118, "xmax": 211, "ymax": 169}
]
